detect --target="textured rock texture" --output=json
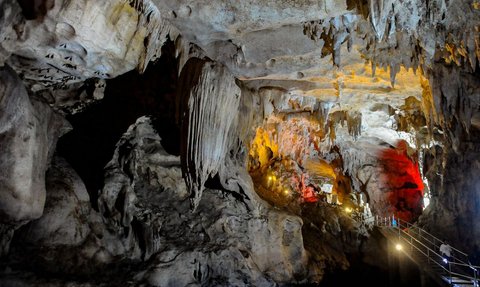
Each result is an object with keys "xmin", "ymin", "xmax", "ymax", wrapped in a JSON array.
[
  {"xmin": 180, "ymin": 60, "xmax": 242, "ymax": 210},
  {"xmin": 18, "ymin": 156, "xmax": 91, "ymax": 247},
  {"xmin": 0, "ymin": 64, "xmax": 68, "ymax": 256},
  {"xmin": 151, "ymin": 0, "xmax": 349, "ymax": 78},
  {"xmin": 5, "ymin": 153, "xmax": 117, "ymax": 281},
  {"xmin": 418, "ymin": 63, "xmax": 480, "ymax": 252},
  {"xmin": 1, "ymin": 0, "xmax": 480, "ymax": 285},
  {"xmin": 98, "ymin": 117, "xmax": 308, "ymax": 285},
  {"xmin": 4, "ymin": 0, "xmax": 170, "ymax": 79},
  {"xmin": 0, "ymin": 0, "xmax": 179, "ymax": 113}
]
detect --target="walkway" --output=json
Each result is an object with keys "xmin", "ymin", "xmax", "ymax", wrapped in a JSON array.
[{"xmin": 375, "ymin": 216, "xmax": 479, "ymax": 287}]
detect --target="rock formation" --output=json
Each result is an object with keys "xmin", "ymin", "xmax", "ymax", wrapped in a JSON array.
[
  {"xmin": 0, "ymin": 64, "xmax": 68, "ymax": 256},
  {"xmin": 1, "ymin": 0, "xmax": 480, "ymax": 286}
]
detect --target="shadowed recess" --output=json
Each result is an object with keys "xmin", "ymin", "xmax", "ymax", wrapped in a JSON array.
[{"xmin": 56, "ymin": 40, "xmax": 179, "ymax": 208}]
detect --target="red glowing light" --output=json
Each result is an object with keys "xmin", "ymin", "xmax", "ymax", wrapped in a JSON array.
[
  {"xmin": 292, "ymin": 173, "xmax": 318, "ymax": 203},
  {"xmin": 379, "ymin": 140, "xmax": 424, "ymax": 222}
]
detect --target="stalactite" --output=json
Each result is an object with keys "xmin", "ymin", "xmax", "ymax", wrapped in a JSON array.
[
  {"xmin": 303, "ymin": 0, "xmax": 480, "ymax": 90},
  {"xmin": 347, "ymin": 111, "xmax": 362, "ymax": 139},
  {"xmin": 327, "ymin": 110, "xmax": 348, "ymax": 143},
  {"xmin": 182, "ymin": 62, "xmax": 241, "ymax": 210},
  {"xmin": 369, "ymin": 0, "xmax": 395, "ymax": 42},
  {"xmin": 121, "ymin": 0, "xmax": 178, "ymax": 73},
  {"xmin": 389, "ymin": 63, "xmax": 399, "ymax": 88},
  {"xmin": 303, "ymin": 14, "xmax": 359, "ymax": 67}
]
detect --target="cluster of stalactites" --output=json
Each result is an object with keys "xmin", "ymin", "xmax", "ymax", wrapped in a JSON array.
[
  {"xmin": 303, "ymin": 0, "xmax": 480, "ymax": 87},
  {"xmin": 124, "ymin": 0, "xmax": 175, "ymax": 73},
  {"xmin": 327, "ymin": 110, "xmax": 363, "ymax": 143},
  {"xmin": 183, "ymin": 62, "xmax": 241, "ymax": 210}
]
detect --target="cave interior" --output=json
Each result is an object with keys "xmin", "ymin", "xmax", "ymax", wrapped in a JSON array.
[{"xmin": 1, "ymin": 0, "xmax": 480, "ymax": 286}]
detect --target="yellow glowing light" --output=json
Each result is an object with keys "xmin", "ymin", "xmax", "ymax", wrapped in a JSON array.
[
  {"xmin": 284, "ymin": 189, "xmax": 289, "ymax": 195},
  {"xmin": 268, "ymin": 176, "xmax": 272, "ymax": 181},
  {"xmin": 249, "ymin": 128, "xmax": 279, "ymax": 168},
  {"xmin": 395, "ymin": 244, "xmax": 403, "ymax": 251},
  {"xmin": 304, "ymin": 159, "xmax": 337, "ymax": 180},
  {"xmin": 473, "ymin": 1, "xmax": 480, "ymax": 10},
  {"xmin": 345, "ymin": 207, "xmax": 352, "ymax": 213}
]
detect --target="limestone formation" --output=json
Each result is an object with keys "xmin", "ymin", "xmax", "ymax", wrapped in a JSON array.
[
  {"xmin": 0, "ymin": 64, "xmax": 68, "ymax": 256},
  {"xmin": 1, "ymin": 0, "xmax": 480, "ymax": 286},
  {"xmin": 98, "ymin": 117, "xmax": 308, "ymax": 285},
  {"xmin": 180, "ymin": 61, "xmax": 242, "ymax": 210},
  {"xmin": 17, "ymin": 156, "xmax": 91, "ymax": 247},
  {"xmin": 0, "ymin": 0, "xmax": 179, "ymax": 111}
]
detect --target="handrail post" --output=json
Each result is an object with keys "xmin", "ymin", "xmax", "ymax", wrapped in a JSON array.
[
  {"xmin": 410, "ymin": 233, "xmax": 413, "ymax": 251},
  {"xmin": 449, "ymin": 262, "xmax": 452, "ymax": 286},
  {"xmin": 398, "ymin": 223, "xmax": 401, "ymax": 245},
  {"xmin": 473, "ymin": 268, "xmax": 478, "ymax": 287}
]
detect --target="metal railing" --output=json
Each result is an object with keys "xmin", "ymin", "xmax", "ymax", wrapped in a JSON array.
[{"xmin": 375, "ymin": 215, "xmax": 479, "ymax": 286}]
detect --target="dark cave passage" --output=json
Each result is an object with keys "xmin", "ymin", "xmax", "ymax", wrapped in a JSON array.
[{"xmin": 56, "ymin": 40, "xmax": 180, "ymax": 208}]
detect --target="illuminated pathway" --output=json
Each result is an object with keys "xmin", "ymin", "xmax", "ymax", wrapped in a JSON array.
[{"xmin": 376, "ymin": 216, "xmax": 479, "ymax": 287}]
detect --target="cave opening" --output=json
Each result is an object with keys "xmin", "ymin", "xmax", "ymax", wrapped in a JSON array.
[{"xmin": 56, "ymin": 39, "xmax": 180, "ymax": 208}]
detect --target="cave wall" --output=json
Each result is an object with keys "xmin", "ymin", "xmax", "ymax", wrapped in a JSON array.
[
  {"xmin": 0, "ymin": 64, "xmax": 68, "ymax": 255},
  {"xmin": 419, "ymin": 62, "xmax": 480, "ymax": 253}
]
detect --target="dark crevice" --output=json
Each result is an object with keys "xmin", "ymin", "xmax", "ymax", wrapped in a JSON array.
[
  {"xmin": 56, "ymin": 39, "xmax": 180, "ymax": 209},
  {"xmin": 131, "ymin": 218, "xmax": 146, "ymax": 259},
  {"xmin": 16, "ymin": 0, "xmax": 54, "ymax": 20},
  {"xmin": 204, "ymin": 174, "xmax": 225, "ymax": 191}
]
